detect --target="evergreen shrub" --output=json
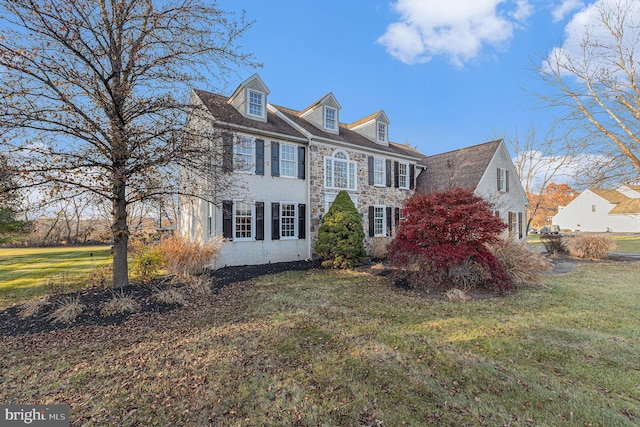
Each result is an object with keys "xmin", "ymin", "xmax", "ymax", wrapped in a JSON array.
[{"xmin": 315, "ymin": 191, "xmax": 366, "ymax": 269}]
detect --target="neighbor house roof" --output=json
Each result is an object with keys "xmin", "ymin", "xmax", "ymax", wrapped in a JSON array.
[
  {"xmin": 591, "ymin": 187, "xmax": 640, "ymax": 214},
  {"xmin": 193, "ymin": 88, "xmax": 424, "ymax": 160},
  {"xmin": 415, "ymin": 139, "xmax": 502, "ymax": 193},
  {"xmin": 591, "ymin": 188, "xmax": 628, "ymax": 204}
]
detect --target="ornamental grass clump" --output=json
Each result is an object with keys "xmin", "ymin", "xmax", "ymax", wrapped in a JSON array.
[
  {"xmin": 487, "ymin": 237, "xmax": 552, "ymax": 288},
  {"xmin": 563, "ymin": 234, "xmax": 616, "ymax": 259},
  {"xmin": 160, "ymin": 234, "xmax": 224, "ymax": 277},
  {"xmin": 315, "ymin": 191, "xmax": 366, "ymax": 269}
]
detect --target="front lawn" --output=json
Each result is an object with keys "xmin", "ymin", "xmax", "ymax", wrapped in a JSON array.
[
  {"xmin": 0, "ymin": 246, "xmax": 111, "ymax": 309},
  {"xmin": 2, "ymin": 259, "xmax": 639, "ymax": 426}
]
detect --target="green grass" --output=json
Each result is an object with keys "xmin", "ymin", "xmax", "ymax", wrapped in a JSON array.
[
  {"xmin": 0, "ymin": 246, "xmax": 111, "ymax": 308},
  {"xmin": 528, "ymin": 232, "xmax": 640, "ymax": 252},
  {"xmin": 2, "ymin": 261, "xmax": 639, "ymax": 426}
]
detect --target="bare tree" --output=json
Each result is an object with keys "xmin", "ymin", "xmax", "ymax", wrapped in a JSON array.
[
  {"xmin": 537, "ymin": 0, "xmax": 640, "ymax": 183},
  {"xmin": 505, "ymin": 124, "xmax": 578, "ymax": 233},
  {"xmin": 0, "ymin": 0, "xmax": 257, "ymax": 287}
]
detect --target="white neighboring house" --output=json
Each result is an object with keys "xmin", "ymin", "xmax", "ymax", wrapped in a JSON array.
[
  {"xmin": 415, "ymin": 140, "xmax": 529, "ymax": 239},
  {"xmin": 552, "ymin": 186, "xmax": 640, "ymax": 232}
]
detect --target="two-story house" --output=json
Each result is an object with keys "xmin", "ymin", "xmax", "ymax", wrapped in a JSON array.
[{"xmin": 179, "ymin": 74, "xmax": 425, "ymax": 268}]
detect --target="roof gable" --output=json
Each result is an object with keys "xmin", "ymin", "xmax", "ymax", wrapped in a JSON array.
[{"xmin": 416, "ymin": 140, "xmax": 502, "ymax": 193}]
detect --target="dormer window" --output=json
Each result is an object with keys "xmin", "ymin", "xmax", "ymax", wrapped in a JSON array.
[
  {"xmin": 324, "ymin": 106, "xmax": 337, "ymax": 131},
  {"xmin": 377, "ymin": 121, "xmax": 387, "ymax": 143},
  {"xmin": 248, "ymin": 89, "xmax": 265, "ymax": 118}
]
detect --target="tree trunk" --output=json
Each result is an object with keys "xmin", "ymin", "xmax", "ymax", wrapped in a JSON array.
[{"xmin": 112, "ymin": 178, "xmax": 129, "ymax": 288}]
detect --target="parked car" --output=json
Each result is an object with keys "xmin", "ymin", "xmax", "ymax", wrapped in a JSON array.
[
  {"xmin": 539, "ymin": 225, "xmax": 560, "ymax": 234},
  {"xmin": 528, "ymin": 227, "xmax": 538, "ymax": 234}
]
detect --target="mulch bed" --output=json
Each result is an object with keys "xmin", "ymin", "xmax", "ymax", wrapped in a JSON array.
[{"xmin": 0, "ymin": 260, "xmax": 318, "ymax": 337}]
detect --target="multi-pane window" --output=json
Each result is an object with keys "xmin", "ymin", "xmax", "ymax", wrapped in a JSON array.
[
  {"xmin": 374, "ymin": 206, "xmax": 385, "ymax": 236},
  {"xmin": 248, "ymin": 90, "xmax": 264, "ymax": 117},
  {"xmin": 377, "ymin": 122, "xmax": 387, "ymax": 142},
  {"xmin": 234, "ymin": 135, "xmax": 253, "ymax": 172},
  {"xmin": 325, "ymin": 151, "xmax": 356, "ymax": 190},
  {"xmin": 234, "ymin": 202, "xmax": 253, "ymax": 240},
  {"xmin": 280, "ymin": 144, "xmax": 296, "ymax": 177},
  {"xmin": 281, "ymin": 203, "xmax": 297, "ymax": 238},
  {"xmin": 398, "ymin": 162, "xmax": 408, "ymax": 189},
  {"xmin": 374, "ymin": 158, "xmax": 385, "ymax": 186},
  {"xmin": 325, "ymin": 107, "xmax": 337, "ymax": 130},
  {"xmin": 498, "ymin": 168, "xmax": 508, "ymax": 192}
]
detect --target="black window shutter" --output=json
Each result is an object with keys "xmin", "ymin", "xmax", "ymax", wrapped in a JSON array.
[
  {"xmin": 409, "ymin": 164, "xmax": 415, "ymax": 189},
  {"xmin": 297, "ymin": 146, "xmax": 305, "ymax": 179},
  {"xmin": 271, "ymin": 142, "xmax": 280, "ymax": 177},
  {"xmin": 368, "ymin": 206, "xmax": 375, "ymax": 237},
  {"xmin": 298, "ymin": 204, "xmax": 306, "ymax": 239},
  {"xmin": 395, "ymin": 207, "xmax": 400, "ymax": 228},
  {"xmin": 271, "ymin": 202, "xmax": 280, "ymax": 240},
  {"xmin": 222, "ymin": 133, "xmax": 233, "ymax": 172},
  {"xmin": 222, "ymin": 200, "xmax": 233, "ymax": 238},
  {"xmin": 386, "ymin": 206, "xmax": 392, "ymax": 235},
  {"xmin": 255, "ymin": 139, "xmax": 264, "ymax": 175},
  {"xmin": 385, "ymin": 159, "xmax": 392, "ymax": 187},
  {"xmin": 255, "ymin": 202, "xmax": 264, "ymax": 240},
  {"xmin": 506, "ymin": 170, "xmax": 510, "ymax": 192},
  {"xmin": 394, "ymin": 161, "xmax": 399, "ymax": 188},
  {"xmin": 368, "ymin": 156, "xmax": 374, "ymax": 185},
  {"xmin": 497, "ymin": 168, "xmax": 501, "ymax": 190},
  {"xmin": 518, "ymin": 212, "xmax": 523, "ymax": 239}
]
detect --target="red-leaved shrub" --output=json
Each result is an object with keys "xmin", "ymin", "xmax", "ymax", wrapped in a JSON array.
[{"xmin": 389, "ymin": 189, "xmax": 511, "ymax": 292}]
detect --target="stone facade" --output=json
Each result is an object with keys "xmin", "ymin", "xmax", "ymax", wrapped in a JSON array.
[{"xmin": 308, "ymin": 141, "xmax": 416, "ymax": 252}]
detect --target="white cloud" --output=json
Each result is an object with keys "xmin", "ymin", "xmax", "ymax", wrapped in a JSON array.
[
  {"xmin": 551, "ymin": 0, "xmax": 584, "ymax": 23},
  {"xmin": 546, "ymin": 0, "xmax": 640, "ymax": 74},
  {"xmin": 377, "ymin": 0, "xmax": 532, "ymax": 67}
]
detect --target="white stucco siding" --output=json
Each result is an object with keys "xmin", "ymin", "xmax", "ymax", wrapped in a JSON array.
[
  {"xmin": 553, "ymin": 190, "xmax": 640, "ymax": 232},
  {"xmin": 212, "ymin": 141, "xmax": 310, "ymax": 268}
]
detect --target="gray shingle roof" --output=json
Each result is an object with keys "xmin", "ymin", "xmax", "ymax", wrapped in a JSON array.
[
  {"xmin": 416, "ymin": 140, "xmax": 502, "ymax": 193},
  {"xmin": 193, "ymin": 89, "xmax": 306, "ymax": 140},
  {"xmin": 193, "ymin": 88, "xmax": 424, "ymax": 160}
]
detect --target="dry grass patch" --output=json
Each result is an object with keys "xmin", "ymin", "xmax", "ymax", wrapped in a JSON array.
[
  {"xmin": 48, "ymin": 296, "xmax": 85, "ymax": 323},
  {"xmin": 152, "ymin": 287, "xmax": 187, "ymax": 306},
  {"xmin": 160, "ymin": 235, "xmax": 224, "ymax": 277},
  {"xmin": 99, "ymin": 291, "xmax": 141, "ymax": 316},
  {"xmin": 19, "ymin": 296, "xmax": 50, "ymax": 318},
  {"xmin": 563, "ymin": 234, "xmax": 616, "ymax": 259},
  {"xmin": 488, "ymin": 237, "xmax": 552, "ymax": 287}
]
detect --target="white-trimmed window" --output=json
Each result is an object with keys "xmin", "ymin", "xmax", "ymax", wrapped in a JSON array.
[
  {"xmin": 280, "ymin": 203, "xmax": 297, "ymax": 238},
  {"xmin": 234, "ymin": 135, "xmax": 254, "ymax": 172},
  {"xmin": 498, "ymin": 167, "xmax": 508, "ymax": 192},
  {"xmin": 324, "ymin": 193, "xmax": 358, "ymax": 216},
  {"xmin": 280, "ymin": 144, "xmax": 296, "ymax": 178},
  {"xmin": 248, "ymin": 89, "xmax": 265, "ymax": 118},
  {"xmin": 373, "ymin": 206, "xmax": 386, "ymax": 236},
  {"xmin": 374, "ymin": 157, "xmax": 385, "ymax": 186},
  {"xmin": 398, "ymin": 162, "xmax": 409, "ymax": 189},
  {"xmin": 325, "ymin": 106, "xmax": 337, "ymax": 131},
  {"xmin": 377, "ymin": 122, "xmax": 387, "ymax": 142},
  {"xmin": 325, "ymin": 150, "xmax": 356, "ymax": 190},
  {"xmin": 234, "ymin": 201, "xmax": 254, "ymax": 240}
]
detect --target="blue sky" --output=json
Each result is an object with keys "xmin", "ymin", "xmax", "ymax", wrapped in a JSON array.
[{"xmin": 211, "ymin": 1, "xmax": 596, "ymax": 156}]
